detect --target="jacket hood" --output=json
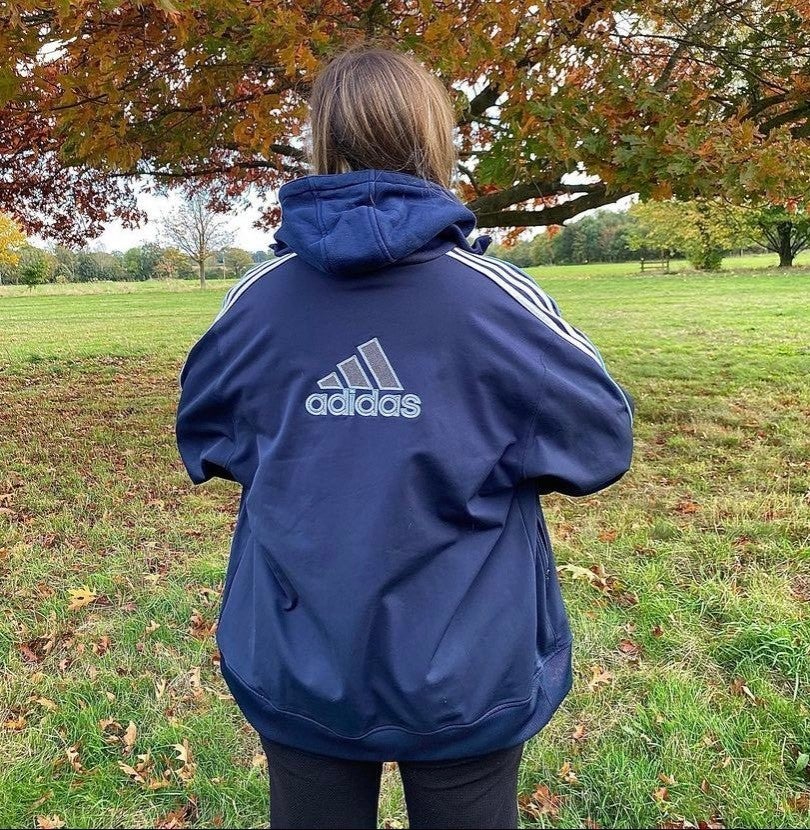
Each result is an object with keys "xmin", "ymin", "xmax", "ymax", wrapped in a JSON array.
[{"xmin": 272, "ymin": 169, "xmax": 491, "ymax": 275}]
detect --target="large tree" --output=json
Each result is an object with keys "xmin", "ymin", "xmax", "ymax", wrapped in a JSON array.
[
  {"xmin": 746, "ymin": 204, "xmax": 810, "ymax": 267},
  {"xmin": 161, "ymin": 194, "xmax": 234, "ymax": 288},
  {"xmin": 627, "ymin": 199, "xmax": 752, "ymax": 270},
  {"xmin": 3, "ymin": 1, "xmax": 810, "ymax": 244}
]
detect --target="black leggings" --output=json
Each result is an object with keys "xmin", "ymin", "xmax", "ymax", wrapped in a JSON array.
[{"xmin": 261, "ymin": 736, "xmax": 524, "ymax": 829}]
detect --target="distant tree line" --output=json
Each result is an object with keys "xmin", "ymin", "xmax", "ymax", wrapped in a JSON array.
[
  {"xmin": 488, "ymin": 211, "xmax": 644, "ymax": 267},
  {"xmin": 488, "ymin": 200, "xmax": 810, "ymax": 270},
  {"xmin": 0, "ymin": 241, "xmax": 274, "ymax": 287}
]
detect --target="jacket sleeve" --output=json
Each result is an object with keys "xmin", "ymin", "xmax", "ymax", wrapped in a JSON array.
[
  {"xmin": 520, "ymin": 311, "xmax": 634, "ymax": 497},
  {"xmin": 176, "ymin": 328, "xmax": 237, "ymax": 485}
]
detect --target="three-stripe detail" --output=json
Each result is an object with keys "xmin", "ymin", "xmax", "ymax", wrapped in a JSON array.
[
  {"xmin": 318, "ymin": 338, "xmax": 404, "ymax": 391},
  {"xmin": 214, "ymin": 253, "xmax": 297, "ymax": 323},
  {"xmin": 445, "ymin": 247, "xmax": 633, "ymax": 424}
]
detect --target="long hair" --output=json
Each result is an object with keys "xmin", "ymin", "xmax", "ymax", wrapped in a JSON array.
[{"xmin": 308, "ymin": 48, "xmax": 457, "ymax": 187}]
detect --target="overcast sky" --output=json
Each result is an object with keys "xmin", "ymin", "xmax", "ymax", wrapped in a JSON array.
[
  {"xmin": 33, "ymin": 183, "xmax": 634, "ymax": 253},
  {"xmin": 34, "ymin": 187, "xmax": 278, "ymax": 254}
]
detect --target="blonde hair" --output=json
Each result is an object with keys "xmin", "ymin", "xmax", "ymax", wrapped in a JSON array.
[{"xmin": 308, "ymin": 48, "xmax": 457, "ymax": 188}]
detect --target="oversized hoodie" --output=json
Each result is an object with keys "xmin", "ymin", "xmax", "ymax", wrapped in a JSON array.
[{"xmin": 176, "ymin": 169, "xmax": 634, "ymax": 762}]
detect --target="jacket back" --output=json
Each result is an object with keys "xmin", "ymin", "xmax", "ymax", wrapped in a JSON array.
[{"xmin": 176, "ymin": 170, "xmax": 633, "ymax": 761}]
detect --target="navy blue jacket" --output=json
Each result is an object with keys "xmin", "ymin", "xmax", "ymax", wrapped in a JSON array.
[{"xmin": 176, "ymin": 169, "xmax": 633, "ymax": 761}]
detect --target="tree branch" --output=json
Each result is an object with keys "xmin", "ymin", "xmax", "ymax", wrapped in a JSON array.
[
  {"xmin": 472, "ymin": 188, "xmax": 628, "ymax": 228},
  {"xmin": 465, "ymin": 180, "xmax": 606, "ymax": 215}
]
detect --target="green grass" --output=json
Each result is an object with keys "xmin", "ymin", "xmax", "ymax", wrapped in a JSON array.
[{"xmin": 1, "ymin": 263, "xmax": 808, "ymax": 829}]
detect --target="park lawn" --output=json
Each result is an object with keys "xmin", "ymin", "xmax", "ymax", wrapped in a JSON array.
[{"xmin": 0, "ymin": 265, "xmax": 808, "ymax": 829}]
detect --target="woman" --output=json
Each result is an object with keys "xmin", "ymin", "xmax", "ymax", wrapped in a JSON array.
[{"xmin": 176, "ymin": 47, "xmax": 633, "ymax": 830}]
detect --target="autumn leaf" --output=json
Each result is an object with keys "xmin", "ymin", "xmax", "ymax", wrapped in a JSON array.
[
  {"xmin": 66, "ymin": 586, "xmax": 97, "ymax": 611},
  {"xmin": 730, "ymin": 677, "xmax": 761, "ymax": 704},
  {"xmin": 118, "ymin": 760, "xmax": 146, "ymax": 784},
  {"xmin": 558, "ymin": 760, "xmax": 578, "ymax": 783},
  {"xmin": 653, "ymin": 785, "xmax": 670, "ymax": 802},
  {"xmin": 91, "ymin": 635, "xmax": 111, "ymax": 656},
  {"xmin": 618, "ymin": 639, "xmax": 641, "ymax": 659},
  {"xmin": 789, "ymin": 792, "xmax": 810, "ymax": 813},
  {"xmin": 35, "ymin": 817, "xmax": 65, "ymax": 830},
  {"xmin": 519, "ymin": 784, "xmax": 562, "ymax": 820},
  {"xmin": 572, "ymin": 722, "xmax": 587, "ymax": 742},
  {"xmin": 586, "ymin": 665, "xmax": 614, "ymax": 692},
  {"xmin": 3, "ymin": 713, "xmax": 26, "ymax": 730},
  {"xmin": 65, "ymin": 745, "xmax": 83, "ymax": 773},
  {"xmin": 557, "ymin": 563, "xmax": 598, "ymax": 582},
  {"xmin": 173, "ymin": 739, "xmax": 196, "ymax": 782},
  {"xmin": 189, "ymin": 610, "xmax": 216, "ymax": 639},
  {"xmin": 155, "ymin": 797, "xmax": 199, "ymax": 829},
  {"xmin": 20, "ymin": 642, "xmax": 41, "ymax": 663},
  {"xmin": 123, "ymin": 720, "xmax": 137, "ymax": 754}
]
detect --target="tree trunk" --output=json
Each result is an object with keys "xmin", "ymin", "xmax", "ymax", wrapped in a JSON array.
[
  {"xmin": 777, "ymin": 222, "xmax": 794, "ymax": 267},
  {"xmin": 198, "ymin": 258, "xmax": 206, "ymax": 288}
]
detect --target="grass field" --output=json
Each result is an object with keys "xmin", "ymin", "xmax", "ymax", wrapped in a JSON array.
[{"xmin": 1, "ymin": 261, "xmax": 808, "ymax": 829}]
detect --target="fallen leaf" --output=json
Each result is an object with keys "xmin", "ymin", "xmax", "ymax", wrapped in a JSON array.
[
  {"xmin": 65, "ymin": 745, "xmax": 83, "ymax": 773},
  {"xmin": 789, "ymin": 792, "xmax": 810, "ymax": 812},
  {"xmin": 155, "ymin": 797, "xmax": 199, "ymax": 829},
  {"xmin": 189, "ymin": 611, "xmax": 216, "ymax": 640},
  {"xmin": 730, "ymin": 677, "xmax": 760, "ymax": 704},
  {"xmin": 66, "ymin": 586, "xmax": 98, "ymax": 611},
  {"xmin": 519, "ymin": 784, "xmax": 562, "ymax": 819},
  {"xmin": 3, "ymin": 714, "xmax": 27, "ymax": 730},
  {"xmin": 586, "ymin": 665, "xmax": 614, "ymax": 692},
  {"xmin": 35, "ymin": 817, "xmax": 65, "ymax": 830},
  {"xmin": 558, "ymin": 760, "xmax": 578, "ymax": 783},
  {"xmin": 20, "ymin": 642, "xmax": 41, "ymax": 663},
  {"xmin": 653, "ymin": 786, "xmax": 669, "ymax": 802},
  {"xmin": 118, "ymin": 761, "xmax": 146, "ymax": 784},
  {"xmin": 173, "ymin": 738, "xmax": 196, "ymax": 782},
  {"xmin": 92, "ymin": 635, "xmax": 111, "ymax": 656},
  {"xmin": 572, "ymin": 722, "xmax": 587, "ymax": 741},
  {"xmin": 597, "ymin": 529, "xmax": 618, "ymax": 542},
  {"xmin": 123, "ymin": 721, "xmax": 137, "ymax": 754}
]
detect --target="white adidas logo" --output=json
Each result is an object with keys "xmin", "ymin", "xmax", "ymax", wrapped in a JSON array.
[{"xmin": 305, "ymin": 338, "xmax": 422, "ymax": 419}]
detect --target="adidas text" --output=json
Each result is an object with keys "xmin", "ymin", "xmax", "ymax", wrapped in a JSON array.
[{"xmin": 306, "ymin": 389, "xmax": 421, "ymax": 419}]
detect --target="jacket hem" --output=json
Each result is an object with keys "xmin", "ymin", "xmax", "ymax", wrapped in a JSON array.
[{"xmin": 218, "ymin": 639, "xmax": 573, "ymax": 762}]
